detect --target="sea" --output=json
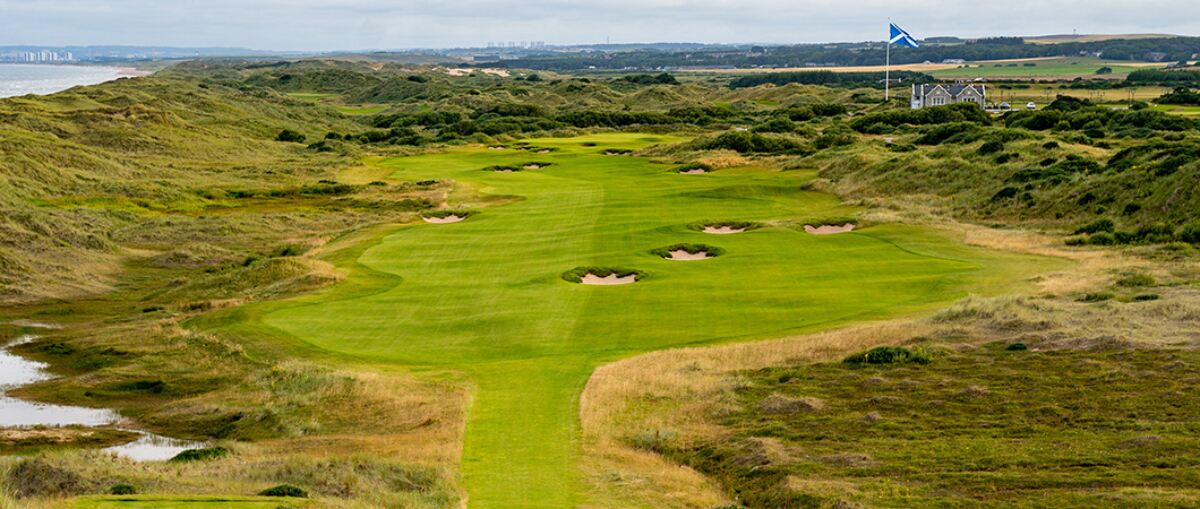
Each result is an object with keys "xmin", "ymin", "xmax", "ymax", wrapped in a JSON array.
[{"xmin": 0, "ymin": 63, "xmax": 126, "ymax": 98}]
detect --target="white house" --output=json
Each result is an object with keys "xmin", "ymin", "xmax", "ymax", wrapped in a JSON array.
[{"xmin": 911, "ymin": 83, "xmax": 986, "ymax": 110}]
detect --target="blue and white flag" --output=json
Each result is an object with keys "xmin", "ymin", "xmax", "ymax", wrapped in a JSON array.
[{"xmin": 889, "ymin": 22, "xmax": 920, "ymax": 48}]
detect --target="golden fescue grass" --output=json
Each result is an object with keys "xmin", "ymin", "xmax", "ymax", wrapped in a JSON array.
[
  {"xmin": 581, "ymin": 321, "xmax": 934, "ymax": 508},
  {"xmin": 692, "ymin": 153, "xmax": 750, "ymax": 169}
]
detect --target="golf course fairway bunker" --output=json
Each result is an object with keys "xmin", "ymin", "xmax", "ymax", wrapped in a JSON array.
[
  {"xmin": 248, "ymin": 133, "xmax": 1067, "ymax": 508},
  {"xmin": 806, "ymin": 223, "xmax": 856, "ymax": 234},
  {"xmin": 652, "ymin": 243, "xmax": 723, "ymax": 261},
  {"xmin": 422, "ymin": 212, "xmax": 469, "ymax": 224},
  {"xmin": 581, "ymin": 273, "xmax": 637, "ymax": 285},
  {"xmin": 562, "ymin": 267, "xmax": 644, "ymax": 285}
]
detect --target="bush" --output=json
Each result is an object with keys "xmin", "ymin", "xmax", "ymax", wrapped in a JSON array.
[
  {"xmin": 1133, "ymin": 293, "xmax": 1161, "ymax": 301},
  {"xmin": 1074, "ymin": 219, "xmax": 1115, "ymax": 235},
  {"xmin": 843, "ymin": 346, "xmax": 930, "ymax": 365},
  {"xmin": 752, "ymin": 117, "xmax": 797, "ymax": 133},
  {"xmin": 275, "ymin": 129, "xmax": 306, "ymax": 143},
  {"xmin": 1179, "ymin": 222, "xmax": 1200, "ymax": 244},
  {"xmin": 110, "ymin": 484, "xmax": 137, "ymax": 495},
  {"xmin": 813, "ymin": 124, "xmax": 857, "ymax": 149},
  {"xmin": 1005, "ymin": 342, "xmax": 1028, "ymax": 351},
  {"xmin": 978, "ymin": 140, "xmax": 1005, "ymax": 154},
  {"xmin": 259, "ymin": 484, "xmax": 308, "ymax": 498},
  {"xmin": 170, "ymin": 446, "xmax": 229, "ymax": 463},
  {"xmin": 851, "ymin": 102, "xmax": 990, "ymax": 132},
  {"xmin": 1115, "ymin": 273, "xmax": 1156, "ymax": 287}
]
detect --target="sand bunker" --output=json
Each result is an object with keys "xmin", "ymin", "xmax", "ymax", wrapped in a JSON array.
[
  {"xmin": 536, "ymin": 149, "xmax": 553, "ymax": 154},
  {"xmin": 580, "ymin": 273, "xmax": 638, "ymax": 285},
  {"xmin": 423, "ymin": 215, "xmax": 465, "ymax": 224},
  {"xmin": 667, "ymin": 249, "xmax": 713, "ymax": 261},
  {"xmin": 680, "ymin": 169, "xmax": 709, "ymax": 174},
  {"xmin": 703, "ymin": 226, "xmax": 746, "ymax": 235},
  {"xmin": 523, "ymin": 164, "xmax": 545, "ymax": 170},
  {"xmin": 804, "ymin": 224, "xmax": 856, "ymax": 235}
]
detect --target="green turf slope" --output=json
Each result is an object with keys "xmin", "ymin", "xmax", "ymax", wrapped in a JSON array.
[{"xmin": 256, "ymin": 133, "xmax": 1064, "ymax": 508}]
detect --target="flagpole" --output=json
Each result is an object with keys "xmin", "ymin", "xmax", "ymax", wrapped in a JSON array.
[
  {"xmin": 885, "ymin": 19, "xmax": 891, "ymax": 103},
  {"xmin": 885, "ymin": 37, "xmax": 891, "ymax": 102}
]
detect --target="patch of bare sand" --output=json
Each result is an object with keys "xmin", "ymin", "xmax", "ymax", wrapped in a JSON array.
[
  {"xmin": 523, "ymin": 164, "xmax": 545, "ymax": 170},
  {"xmin": 703, "ymin": 226, "xmax": 745, "ymax": 235},
  {"xmin": 804, "ymin": 224, "xmax": 855, "ymax": 235},
  {"xmin": 680, "ymin": 169, "xmax": 709, "ymax": 175},
  {"xmin": 581, "ymin": 273, "xmax": 637, "ymax": 285},
  {"xmin": 422, "ymin": 215, "xmax": 465, "ymax": 224},
  {"xmin": 668, "ymin": 250, "xmax": 712, "ymax": 261}
]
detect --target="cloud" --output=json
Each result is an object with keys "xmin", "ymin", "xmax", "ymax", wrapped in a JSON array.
[{"xmin": 0, "ymin": 0, "xmax": 1195, "ymax": 50}]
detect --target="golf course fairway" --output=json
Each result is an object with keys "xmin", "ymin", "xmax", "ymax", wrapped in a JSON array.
[{"xmin": 252, "ymin": 133, "xmax": 1063, "ymax": 508}]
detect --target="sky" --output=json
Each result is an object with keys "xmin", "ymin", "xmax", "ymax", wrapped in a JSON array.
[{"xmin": 1, "ymin": 0, "xmax": 1198, "ymax": 51}]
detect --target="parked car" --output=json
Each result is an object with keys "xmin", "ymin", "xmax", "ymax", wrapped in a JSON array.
[{"xmin": 1027, "ymin": 102, "xmax": 1037, "ymax": 110}]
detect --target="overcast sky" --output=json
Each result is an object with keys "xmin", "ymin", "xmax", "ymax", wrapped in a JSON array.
[{"xmin": 1, "ymin": 0, "xmax": 1197, "ymax": 51}]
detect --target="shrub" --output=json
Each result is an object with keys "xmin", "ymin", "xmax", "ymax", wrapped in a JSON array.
[
  {"xmin": 272, "ymin": 244, "xmax": 306, "ymax": 257},
  {"xmin": 259, "ymin": 484, "xmax": 308, "ymax": 498},
  {"xmin": 170, "ymin": 446, "xmax": 229, "ymax": 463},
  {"xmin": 991, "ymin": 187, "xmax": 1019, "ymax": 201},
  {"xmin": 814, "ymin": 124, "xmax": 857, "ymax": 149},
  {"xmin": 109, "ymin": 484, "xmax": 137, "ymax": 495},
  {"xmin": 1179, "ymin": 222, "xmax": 1200, "ymax": 244},
  {"xmin": 621, "ymin": 73, "xmax": 679, "ymax": 85},
  {"xmin": 753, "ymin": 117, "xmax": 797, "ymax": 133},
  {"xmin": 1133, "ymin": 293, "xmax": 1162, "ymax": 301},
  {"xmin": 978, "ymin": 140, "xmax": 1004, "ymax": 154},
  {"xmin": 852, "ymin": 102, "xmax": 990, "ymax": 133},
  {"xmin": 1005, "ymin": 342, "xmax": 1028, "ymax": 351},
  {"xmin": 843, "ymin": 346, "xmax": 930, "ymax": 366},
  {"xmin": 1115, "ymin": 273, "xmax": 1156, "ymax": 287},
  {"xmin": 275, "ymin": 129, "xmax": 306, "ymax": 143},
  {"xmin": 1074, "ymin": 219, "xmax": 1115, "ymax": 235}
]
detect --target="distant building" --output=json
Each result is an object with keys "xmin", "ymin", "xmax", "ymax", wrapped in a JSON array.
[
  {"xmin": 911, "ymin": 83, "xmax": 986, "ymax": 109},
  {"xmin": 941, "ymin": 58, "xmax": 966, "ymax": 65}
]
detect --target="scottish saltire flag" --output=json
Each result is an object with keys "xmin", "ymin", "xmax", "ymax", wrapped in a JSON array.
[{"xmin": 889, "ymin": 22, "xmax": 920, "ymax": 48}]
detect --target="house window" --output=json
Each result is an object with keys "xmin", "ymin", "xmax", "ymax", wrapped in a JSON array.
[{"xmin": 932, "ymin": 97, "xmax": 945, "ymax": 106}]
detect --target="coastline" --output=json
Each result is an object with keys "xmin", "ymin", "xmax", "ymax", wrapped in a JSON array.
[{"xmin": 0, "ymin": 63, "xmax": 149, "ymax": 98}]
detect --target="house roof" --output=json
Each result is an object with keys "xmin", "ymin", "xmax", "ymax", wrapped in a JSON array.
[{"xmin": 917, "ymin": 83, "xmax": 984, "ymax": 96}]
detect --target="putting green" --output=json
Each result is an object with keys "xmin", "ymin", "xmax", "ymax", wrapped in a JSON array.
[{"xmin": 256, "ymin": 133, "xmax": 1062, "ymax": 508}]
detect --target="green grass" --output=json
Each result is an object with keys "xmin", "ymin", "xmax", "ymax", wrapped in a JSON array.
[
  {"xmin": 334, "ymin": 104, "xmax": 388, "ymax": 116},
  {"xmin": 69, "ymin": 495, "xmax": 309, "ymax": 508},
  {"xmin": 930, "ymin": 57, "xmax": 1162, "ymax": 79},
  {"xmin": 226, "ymin": 133, "xmax": 1062, "ymax": 508},
  {"xmin": 668, "ymin": 345, "xmax": 1200, "ymax": 508}
]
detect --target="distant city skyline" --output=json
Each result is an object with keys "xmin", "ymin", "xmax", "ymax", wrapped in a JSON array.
[{"xmin": 1, "ymin": 1, "xmax": 1198, "ymax": 52}]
